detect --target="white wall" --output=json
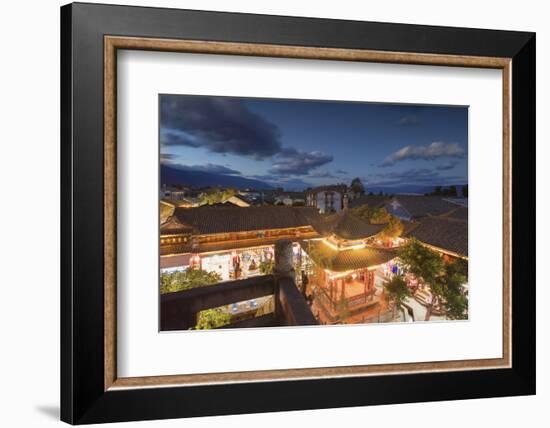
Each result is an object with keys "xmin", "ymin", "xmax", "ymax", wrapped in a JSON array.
[{"xmin": 0, "ymin": 0, "xmax": 546, "ymax": 427}]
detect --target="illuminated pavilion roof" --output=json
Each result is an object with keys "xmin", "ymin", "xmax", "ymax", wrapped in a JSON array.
[
  {"xmin": 300, "ymin": 240, "xmax": 397, "ymax": 272},
  {"xmin": 306, "ymin": 210, "xmax": 386, "ymax": 240}
]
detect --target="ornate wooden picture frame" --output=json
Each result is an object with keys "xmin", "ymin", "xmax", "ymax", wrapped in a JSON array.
[{"xmin": 61, "ymin": 2, "xmax": 535, "ymax": 424}]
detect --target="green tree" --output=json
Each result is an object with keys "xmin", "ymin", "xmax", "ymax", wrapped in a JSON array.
[
  {"xmin": 259, "ymin": 260, "xmax": 274, "ymax": 275},
  {"xmin": 448, "ymin": 185, "xmax": 458, "ymax": 197},
  {"xmin": 199, "ymin": 187, "xmax": 237, "ymax": 205},
  {"xmin": 351, "ymin": 204, "xmax": 372, "ymax": 221},
  {"xmin": 160, "ymin": 269, "xmax": 222, "ymax": 294},
  {"xmin": 195, "ymin": 307, "xmax": 232, "ymax": 329},
  {"xmin": 351, "ymin": 205, "xmax": 391, "ymax": 224},
  {"xmin": 350, "ymin": 177, "xmax": 365, "ymax": 195},
  {"xmin": 369, "ymin": 207, "xmax": 391, "ymax": 224},
  {"xmin": 435, "ymin": 258, "xmax": 468, "ymax": 320},
  {"xmin": 398, "ymin": 239, "xmax": 444, "ymax": 320},
  {"xmin": 398, "ymin": 239, "xmax": 468, "ymax": 320},
  {"xmin": 462, "ymin": 184, "xmax": 468, "ymax": 198},
  {"xmin": 384, "ymin": 275, "xmax": 411, "ymax": 317},
  {"xmin": 381, "ymin": 216, "xmax": 404, "ymax": 239}
]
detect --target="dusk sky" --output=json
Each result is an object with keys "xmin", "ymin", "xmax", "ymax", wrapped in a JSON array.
[{"xmin": 160, "ymin": 94, "xmax": 468, "ymax": 192}]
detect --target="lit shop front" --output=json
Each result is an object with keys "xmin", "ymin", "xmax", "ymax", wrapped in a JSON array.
[
  {"xmin": 198, "ymin": 246, "xmax": 274, "ymax": 281},
  {"xmin": 161, "ymin": 243, "xmax": 304, "ymax": 282}
]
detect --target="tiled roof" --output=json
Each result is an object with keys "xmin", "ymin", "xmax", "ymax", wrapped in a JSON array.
[
  {"xmin": 444, "ymin": 206, "xmax": 469, "ymax": 221},
  {"xmin": 405, "ymin": 216, "xmax": 468, "ymax": 257},
  {"xmin": 160, "ymin": 233, "xmax": 320, "ymax": 256},
  {"xmin": 349, "ymin": 195, "xmax": 388, "ymax": 209},
  {"xmin": 160, "ymin": 201, "xmax": 175, "ymax": 224},
  {"xmin": 170, "ymin": 205, "xmax": 320, "ymax": 235},
  {"xmin": 301, "ymin": 240, "xmax": 397, "ymax": 272},
  {"xmin": 160, "ymin": 216, "xmax": 194, "ymax": 235},
  {"xmin": 313, "ymin": 211, "xmax": 386, "ymax": 240},
  {"xmin": 387, "ymin": 196, "xmax": 458, "ymax": 218}
]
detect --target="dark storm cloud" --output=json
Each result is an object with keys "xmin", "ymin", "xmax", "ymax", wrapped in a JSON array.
[
  {"xmin": 169, "ymin": 163, "xmax": 242, "ymax": 175},
  {"xmin": 160, "ymin": 153, "xmax": 178, "ymax": 164},
  {"xmin": 269, "ymin": 147, "xmax": 333, "ymax": 176},
  {"xmin": 381, "ymin": 142, "xmax": 465, "ymax": 166},
  {"xmin": 160, "ymin": 95, "xmax": 283, "ymax": 159}
]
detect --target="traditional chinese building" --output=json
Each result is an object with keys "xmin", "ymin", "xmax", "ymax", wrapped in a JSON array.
[
  {"xmin": 160, "ymin": 199, "xmax": 469, "ymax": 325},
  {"xmin": 405, "ymin": 213, "xmax": 468, "ymax": 260},
  {"xmin": 160, "ymin": 206, "xmax": 320, "ymax": 280},
  {"xmin": 298, "ymin": 210, "xmax": 402, "ymax": 324}
]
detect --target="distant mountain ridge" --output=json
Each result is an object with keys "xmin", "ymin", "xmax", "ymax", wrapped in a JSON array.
[
  {"xmin": 368, "ymin": 183, "xmax": 468, "ymax": 195},
  {"xmin": 161, "ymin": 165, "xmax": 274, "ymax": 190},
  {"xmin": 161, "ymin": 165, "xmax": 465, "ymax": 194}
]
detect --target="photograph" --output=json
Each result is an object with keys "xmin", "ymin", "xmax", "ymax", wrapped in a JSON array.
[
  {"xmin": 159, "ymin": 94, "xmax": 469, "ymax": 330},
  {"xmin": 53, "ymin": 2, "xmax": 536, "ymax": 424}
]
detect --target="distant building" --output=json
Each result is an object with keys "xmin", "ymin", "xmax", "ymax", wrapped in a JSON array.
[
  {"xmin": 274, "ymin": 192, "xmax": 306, "ymax": 207},
  {"xmin": 306, "ymin": 185, "xmax": 348, "ymax": 214},
  {"xmin": 159, "ymin": 184, "xmax": 196, "ymax": 202},
  {"xmin": 237, "ymin": 190, "xmax": 267, "ymax": 205}
]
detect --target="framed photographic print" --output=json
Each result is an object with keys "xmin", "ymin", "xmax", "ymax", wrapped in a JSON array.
[{"xmin": 61, "ymin": 2, "xmax": 536, "ymax": 424}]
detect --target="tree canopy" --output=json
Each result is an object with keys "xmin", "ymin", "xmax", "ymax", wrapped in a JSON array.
[
  {"xmin": 380, "ymin": 216, "xmax": 404, "ymax": 239},
  {"xmin": 350, "ymin": 177, "xmax": 365, "ymax": 195},
  {"xmin": 427, "ymin": 185, "xmax": 460, "ymax": 197},
  {"xmin": 352, "ymin": 205, "xmax": 403, "ymax": 239},
  {"xmin": 398, "ymin": 238, "xmax": 443, "ymax": 286},
  {"xmin": 199, "ymin": 187, "xmax": 237, "ymax": 205},
  {"xmin": 160, "ymin": 269, "xmax": 222, "ymax": 294},
  {"xmin": 398, "ymin": 239, "xmax": 468, "ymax": 320},
  {"xmin": 384, "ymin": 275, "xmax": 411, "ymax": 310},
  {"xmin": 195, "ymin": 307, "xmax": 232, "ymax": 329},
  {"xmin": 352, "ymin": 204, "xmax": 390, "ymax": 224},
  {"xmin": 259, "ymin": 260, "xmax": 274, "ymax": 275},
  {"xmin": 434, "ymin": 258, "xmax": 468, "ymax": 320}
]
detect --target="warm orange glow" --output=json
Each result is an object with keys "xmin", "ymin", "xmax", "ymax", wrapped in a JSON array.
[
  {"xmin": 324, "ymin": 268, "xmax": 359, "ymax": 279},
  {"xmin": 322, "ymin": 238, "xmax": 365, "ymax": 251}
]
